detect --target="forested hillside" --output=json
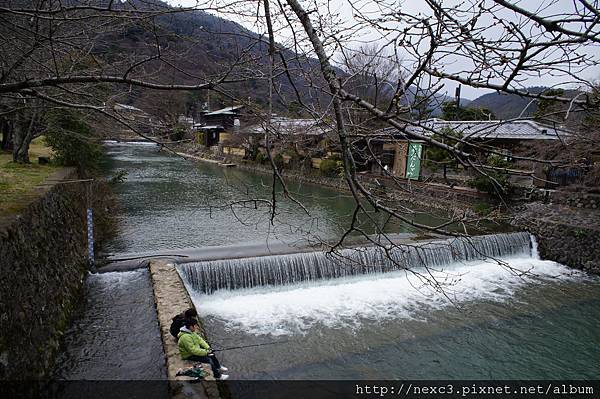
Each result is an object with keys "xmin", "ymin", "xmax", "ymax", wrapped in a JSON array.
[
  {"xmin": 467, "ymin": 88, "xmax": 545, "ymax": 119},
  {"xmin": 100, "ymin": 1, "xmax": 325, "ymax": 118},
  {"xmin": 468, "ymin": 87, "xmax": 582, "ymax": 120}
]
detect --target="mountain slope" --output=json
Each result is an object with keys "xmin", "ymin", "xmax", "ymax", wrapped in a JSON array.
[{"xmin": 467, "ymin": 88, "xmax": 546, "ymax": 119}]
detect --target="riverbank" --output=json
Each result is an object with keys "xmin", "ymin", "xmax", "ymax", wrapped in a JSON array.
[
  {"xmin": 1, "ymin": 167, "xmax": 91, "ymax": 381},
  {"xmin": 0, "ymin": 137, "xmax": 59, "ymax": 218},
  {"xmin": 0, "ymin": 134, "xmax": 121, "ymax": 381}
]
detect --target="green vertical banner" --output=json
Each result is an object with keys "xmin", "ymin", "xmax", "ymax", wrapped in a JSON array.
[{"xmin": 405, "ymin": 142, "xmax": 422, "ymax": 180}]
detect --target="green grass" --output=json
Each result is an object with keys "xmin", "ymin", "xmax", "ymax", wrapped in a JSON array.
[
  {"xmin": 0, "ymin": 137, "xmax": 60, "ymax": 217},
  {"xmin": 473, "ymin": 201, "xmax": 493, "ymax": 215}
]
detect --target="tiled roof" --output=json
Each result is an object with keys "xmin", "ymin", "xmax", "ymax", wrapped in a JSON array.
[
  {"xmin": 203, "ymin": 105, "xmax": 244, "ymax": 116},
  {"xmin": 196, "ymin": 125, "xmax": 224, "ymax": 130},
  {"xmin": 377, "ymin": 119, "xmax": 572, "ymax": 141},
  {"xmin": 245, "ymin": 117, "xmax": 328, "ymax": 136}
]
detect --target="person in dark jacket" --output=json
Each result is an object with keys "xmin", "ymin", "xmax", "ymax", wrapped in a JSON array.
[
  {"xmin": 170, "ymin": 308, "xmax": 198, "ymax": 339},
  {"xmin": 178, "ymin": 318, "xmax": 229, "ymax": 380}
]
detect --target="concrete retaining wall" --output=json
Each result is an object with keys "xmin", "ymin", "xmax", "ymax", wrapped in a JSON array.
[
  {"xmin": 527, "ymin": 222, "xmax": 599, "ymax": 274},
  {"xmin": 549, "ymin": 191, "xmax": 600, "ymax": 210}
]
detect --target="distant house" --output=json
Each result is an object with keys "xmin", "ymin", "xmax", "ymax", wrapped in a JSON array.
[
  {"xmin": 412, "ymin": 119, "xmax": 570, "ymax": 152},
  {"xmin": 352, "ymin": 128, "xmax": 425, "ymax": 179},
  {"xmin": 177, "ymin": 115, "xmax": 194, "ymax": 128},
  {"xmin": 225, "ymin": 116, "xmax": 330, "ymax": 160},
  {"xmin": 245, "ymin": 117, "xmax": 326, "ymax": 142},
  {"xmin": 112, "ymin": 103, "xmax": 155, "ymax": 134},
  {"xmin": 194, "ymin": 105, "xmax": 244, "ymax": 147},
  {"xmin": 370, "ymin": 119, "xmax": 572, "ymax": 180}
]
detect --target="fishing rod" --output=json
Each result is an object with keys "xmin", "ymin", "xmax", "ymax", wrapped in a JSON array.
[{"xmin": 212, "ymin": 340, "xmax": 293, "ymax": 352}]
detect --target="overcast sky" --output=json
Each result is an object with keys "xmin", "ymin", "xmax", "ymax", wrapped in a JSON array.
[{"xmin": 172, "ymin": 0, "xmax": 600, "ymax": 100}]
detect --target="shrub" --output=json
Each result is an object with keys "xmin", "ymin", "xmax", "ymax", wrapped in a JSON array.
[
  {"xmin": 424, "ymin": 128, "xmax": 463, "ymax": 183},
  {"xmin": 283, "ymin": 149, "xmax": 301, "ymax": 167},
  {"xmin": 45, "ymin": 109, "xmax": 103, "ymax": 173},
  {"xmin": 110, "ymin": 169, "xmax": 128, "ymax": 184},
  {"xmin": 473, "ymin": 201, "xmax": 493, "ymax": 215},
  {"xmin": 169, "ymin": 123, "xmax": 187, "ymax": 141},
  {"xmin": 319, "ymin": 158, "xmax": 344, "ymax": 177},
  {"xmin": 467, "ymin": 155, "xmax": 513, "ymax": 198},
  {"xmin": 273, "ymin": 153, "xmax": 285, "ymax": 170},
  {"xmin": 255, "ymin": 151, "xmax": 267, "ymax": 164}
]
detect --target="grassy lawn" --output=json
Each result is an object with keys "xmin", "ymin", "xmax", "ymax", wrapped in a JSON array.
[{"xmin": 0, "ymin": 137, "xmax": 60, "ymax": 217}]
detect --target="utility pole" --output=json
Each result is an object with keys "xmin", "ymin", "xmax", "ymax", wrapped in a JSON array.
[{"xmin": 455, "ymin": 84, "xmax": 462, "ymax": 108}]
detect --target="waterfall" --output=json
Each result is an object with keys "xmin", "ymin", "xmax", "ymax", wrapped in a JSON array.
[{"xmin": 178, "ymin": 232, "xmax": 532, "ymax": 294}]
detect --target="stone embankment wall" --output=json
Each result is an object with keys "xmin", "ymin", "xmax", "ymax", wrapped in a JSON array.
[
  {"xmin": 0, "ymin": 168, "xmax": 89, "ymax": 380},
  {"xmin": 513, "ymin": 203, "xmax": 600, "ymax": 274},
  {"xmin": 548, "ymin": 191, "xmax": 600, "ymax": 210}
]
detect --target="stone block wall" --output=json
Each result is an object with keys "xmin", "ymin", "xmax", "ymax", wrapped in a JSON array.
[
  {"xmin": 549, "ymin": 191, "xmax": 600, "ymax": 210},
  {"xmin": 0, "ymin": 168, "xmax": 89, "ymax": 380},
  {"xmin": 513, "ymin": 215, "xmax": 600, "ymax": 275}
]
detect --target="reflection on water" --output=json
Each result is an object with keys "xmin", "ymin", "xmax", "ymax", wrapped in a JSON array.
[{"xmin": 101, "ymin": 143, "xmax": 450, "ymax": 254}]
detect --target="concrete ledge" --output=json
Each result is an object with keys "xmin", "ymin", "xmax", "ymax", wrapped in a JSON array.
[
  {"xmin": 149, "ymin": 260, "xmax": 221, "ymax": 399},
  {"xmin": 176, "ymin": 152, "xmax": 221, "ymax": 165}
]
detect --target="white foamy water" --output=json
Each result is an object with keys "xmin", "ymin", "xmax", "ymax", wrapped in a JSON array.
[{"xmin": 192, "ymin": 257, "xmax": 584, "ymax": 336}]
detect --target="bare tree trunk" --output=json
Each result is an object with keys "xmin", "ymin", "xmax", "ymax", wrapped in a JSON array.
[
  {"xmin": 12, "ymin": 110, "xmax": 37, "ymax": 163},
  {"xmin": 1, "ymin": 118, "xmax": 13, "ymax": 151}
]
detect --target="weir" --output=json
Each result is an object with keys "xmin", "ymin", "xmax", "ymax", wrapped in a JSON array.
[{"xmin": 178, "ymin": 232, "xmax": 532, "ymax": 294}]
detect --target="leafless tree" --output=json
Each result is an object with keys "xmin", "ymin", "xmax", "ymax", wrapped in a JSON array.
[
  {"xmin": 0, "ymin": 0, "xmax": 262, "ymax": 159},
  {"xmin": 2, "ymin": 0, "xmax": 599, "ymax": 248}
]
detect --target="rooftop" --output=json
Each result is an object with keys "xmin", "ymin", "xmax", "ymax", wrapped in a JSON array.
[
  {"xmin": 196, "ymin": 125, "xmax": 224, "ymax": 130},
  {"xmin": 203, "ymin": 105, "xmax": 244, "ymax": 117},
  {"xmin": 245, "ymin": 117, "xmax": 329, "ymax": 136},
  {"xmin": 376, "ymin": 119, "xmax": 572, "ymax": 141}
]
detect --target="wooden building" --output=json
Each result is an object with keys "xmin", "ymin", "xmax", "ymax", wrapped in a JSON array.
[
  {"xmin": 194, "ymin": 105, "xmax": 244, "ymax": 148},
  {"xmin": 370, "ymin": 119, "xmax": 572, "ymax": 180}
]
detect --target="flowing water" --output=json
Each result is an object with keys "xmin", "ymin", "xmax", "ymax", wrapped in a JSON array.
[
  {"xmin": 182, "ymin": 238, "xmax": 600, "ymax": 380},
  {"xmin": 53, "ymin": 270, "xmax": 166, "ymax": 380},
  {"xmin": 100, "ymin": 142, "xmax": 457, "ymax": 255},
  {"xmin": 53, "ymin": 142, "xmax": 445, "ymax": 382},
  {"xmin": 54, "ymin": 142, "xmax": 600, "ymax": 384},
  {"xmin": 178, "ymin": 232, "xmax": 531, "ymax": 294}
]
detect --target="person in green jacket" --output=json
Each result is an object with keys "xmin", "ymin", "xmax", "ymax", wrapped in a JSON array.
[{"xmin": 178, "ymin": 318, "xmax": 229, "ymax": 380}]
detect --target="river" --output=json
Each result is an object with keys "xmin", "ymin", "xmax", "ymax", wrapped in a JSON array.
[
  {"xmin": 188, "ymin": 254, "xmax": 600, "ymax": 380},
  {"xmin": 53, "ymin": 142, "xmax": 600, "ymax": 387},
  {"xmin": 101, "ymin": 142, "xmax": 451, "ymax": 255}
]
